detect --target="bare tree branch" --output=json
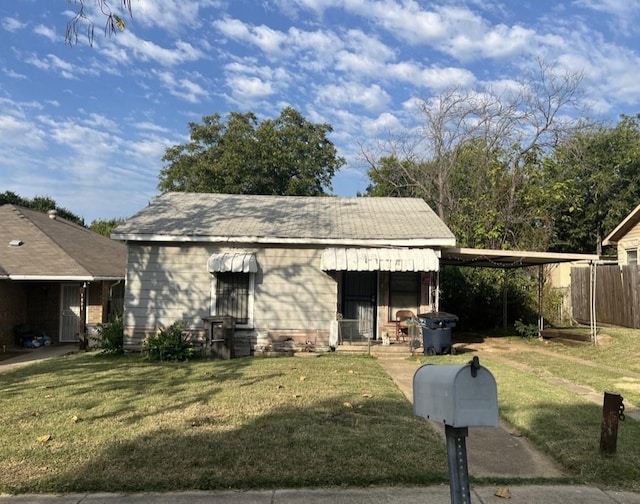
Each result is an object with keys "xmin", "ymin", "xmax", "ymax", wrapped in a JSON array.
[{"xmin": 65, "ymin": 0, "xmax": 132, "ymax": 46}]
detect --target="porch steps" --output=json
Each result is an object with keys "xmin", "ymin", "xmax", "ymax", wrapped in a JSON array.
[{"xmin": 336, "ymin": 342, "xmax": 421, "ymax": 357}]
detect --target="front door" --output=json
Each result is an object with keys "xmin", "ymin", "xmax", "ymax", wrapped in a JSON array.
[
  {"xmin": 60, "ymin": 284, "xmax": 81, "ymax": 342},
  {"xmin": 342, "ymin": 272, "xmax": 376, "ymax": 341}
]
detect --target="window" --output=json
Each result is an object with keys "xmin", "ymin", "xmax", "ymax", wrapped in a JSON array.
[
  {"xmin": 626, "ymin": 249, "xmax": 638, "ymax": 265},
  {"xmin": 213, "ymin": 272, "xmax": 254, "ymax": 326},
  {"xmin": 389, "ymin": 272, "xmax": 419, "ymax": 321}
]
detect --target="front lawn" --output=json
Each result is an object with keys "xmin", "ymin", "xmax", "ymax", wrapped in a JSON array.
[
  {"xmin": 0, "ymin": 353, "xmax": 446, "ymax": 494},
  {"xmin": 420, "ymin": 326, "xmax": 640, "ymax": 492}
]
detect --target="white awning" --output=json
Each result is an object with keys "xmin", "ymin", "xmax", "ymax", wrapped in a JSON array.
[
  {"xmin": 321, "ymin": 248, "xmax": 440, "ymax": 272},
  {"xmin": 208, "ymin": 252, "xmax": 257, "ymax": 273}
]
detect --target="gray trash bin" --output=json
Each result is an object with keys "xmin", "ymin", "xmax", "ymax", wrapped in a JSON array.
[{"xmin": 417, "ymin": 312, "xmax": 458, "ymax": 355}]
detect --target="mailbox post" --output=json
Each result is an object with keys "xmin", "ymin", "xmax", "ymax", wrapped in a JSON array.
[{"xmin": 413, "ymin": 356, "xmax": 498, "ymax": 504}]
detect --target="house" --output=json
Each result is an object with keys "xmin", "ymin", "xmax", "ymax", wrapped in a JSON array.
[
  {"xmin": 111, "ymin": 193, "xmax": 456, "ymax": 354},
  {"xmin": 602, "ymin": 203, "xmax": 640, "ymax": 264},
  {"xmin": 0, "ymin": 205, "xmax": 126, "ymax": 348}
]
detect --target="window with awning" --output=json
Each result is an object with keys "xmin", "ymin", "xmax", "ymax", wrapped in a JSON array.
[
  {"xmin": 320, "ymin": 248, "xmax": 439, "ymax": 272},
  {"xmin": 208, "ymin": 251, "xmax": 257, "ymax": 327}
]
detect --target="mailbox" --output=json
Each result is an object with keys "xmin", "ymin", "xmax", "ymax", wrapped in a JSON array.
[{"xmin": 413, "ymin": 358, "xmax": 498, "ymax": 428}]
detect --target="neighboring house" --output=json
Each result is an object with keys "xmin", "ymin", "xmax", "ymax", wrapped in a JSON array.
[
  {"xmin": 0, "ymin": 205, "xmax": 126, "ymax": 348},
  {"xmin": 111, "ymin": 193, "xmax": 456, "ymax": 354},
  {"xmin": 603, "ymin": 203, "xmax": 640, "ymax": 264}
]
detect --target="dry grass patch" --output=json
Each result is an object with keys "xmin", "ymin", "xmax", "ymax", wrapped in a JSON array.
[{"xmin": 0, "ymin": 353, "xmax": 446, "ymax": 494}]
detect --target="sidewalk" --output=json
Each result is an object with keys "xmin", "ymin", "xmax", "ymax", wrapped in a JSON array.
[
  {"xmin": 1, "ymin": 484, "xmax": 640, "ymax": 503},
  {"xmin": 0, "ymin": 344, "xmax": 78, "ymax": 372},
  {"xmin": 376, "ymin": 353, "xmax": 567, "ymax": 478}
]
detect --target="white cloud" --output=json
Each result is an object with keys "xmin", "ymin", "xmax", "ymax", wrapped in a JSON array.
[
  {"xmin": 132, "ymin": 0, "xmax": 222, "ymax": 32},
  {"xmin": 23, "ymin": 53, "xmax": 89, "ymax": 80},
  {"xmin": 33, "ymin": 24, "xmax": 56, "ymax": 42},
  {"xmin": 134, "ymin": 121, "xmax": 172, "ymax": 133},
  {"xmin": 574, "ymin": 0, "xmax": 639, "ymax": 18},
  {"xmin": 316, "ymin": 81, "xmax": 391, "ymax": 111},
  {"xmin": 0, "ymin": 113, "xmax": 46, "ymax": 149},
  {"xmin": 386, "ymin": 63, "xmax": 476, "ymax": 90},
  {"xmin": 227, "ymin": 75, "xmax": 275, "ymax": 100},
  {"xmin": 109, "ymin": 32, "xmax": 205, "ymax": 66},
  {"xmin": 154, "ymin": 70, "xmax": 210, "ymax": 103},
  {"xmin": 2, "ymin": 17, "xmax": 27, "ymax": 32},
  {"xmin": 3, "ymin": 68, "xmax": 27, "ymax": 79}
]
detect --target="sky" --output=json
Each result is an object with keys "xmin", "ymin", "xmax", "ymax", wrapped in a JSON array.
[{"xmin": 2, "ymin": 0, "xmax": 640, "ymax": 224}]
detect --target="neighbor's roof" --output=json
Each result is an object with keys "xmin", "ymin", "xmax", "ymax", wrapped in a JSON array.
[
  {"xmin": 111, "ymin": 193, "xmax": 456, "ymax": 247},
  {"xmin": 0, "ymin": 205, "xmax": 126, "ymax": 280},
  {"xmin": 602, "ymin": 203, "xmax": 640, "ymax": 246}
]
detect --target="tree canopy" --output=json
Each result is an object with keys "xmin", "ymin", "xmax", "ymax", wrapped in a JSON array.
[
  {"xmin": 158, "ymin": 107, "xmax": 345, "ymax": 196},
  {"xmin": 0, "ymin": 191, "xmax": 84, "ymax": 225},
  {"xmin": 363, "ymin": 61, "xmax": 589, "ymax": 251},
  {"xmin": 89, "ymin": 217, "xmax": 126, "ymax": 237},
  {"xmin": 549, "ymin": 114, "xmax": 640, "ymax": 255}
]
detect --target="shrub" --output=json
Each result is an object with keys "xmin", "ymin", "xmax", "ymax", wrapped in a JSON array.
[
  {"xmin": 514, "ymin": 319, "xmax": 539, "ymax": 338},
  {"xmin": 92, "ymin": 317, "xmax": 124, "ymax": 353},
  {"xmin": 143, "ymin": 322, "xmax": 194, "ymax": 361}
]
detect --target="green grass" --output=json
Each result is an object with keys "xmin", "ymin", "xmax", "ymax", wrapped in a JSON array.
[
  {"xmin": 0, "ymin": 353, "xmax": 446, "ymax": 494},
  {"xmin": 420, "ymin": 327, "xmax": 640, "ymax": 492},
  {"xmin": 549, "ymin": 327, "xmax": 640, "ymax": 374},
  {"xmin": 483, "ymin": 357, "xmax": 640, "ymax": 492},
  {"xmin": 497, "ymin": 350, "xmax": 640, "ymax": 407},
  {"xmin": 4, "ymin": 327, "xmax": 640, "ymax": 494}
]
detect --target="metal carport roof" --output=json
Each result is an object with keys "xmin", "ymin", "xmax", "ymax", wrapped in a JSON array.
[
  {"xmin": 438, "ymin": 247, "xmax": 600, "ymax": 342},
  {"xmin": 440, "ymin": 247, "xmax": 599, "ymax": 269}
]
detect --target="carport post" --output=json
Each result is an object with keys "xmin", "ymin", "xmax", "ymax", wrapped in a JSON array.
[
  {"xmin": 538, "ymin": 265, "xmax": 544, "ymax": 335},
  {"xmin": 502, "ymin": 269, "xmax": 508, "ymax": 330}
]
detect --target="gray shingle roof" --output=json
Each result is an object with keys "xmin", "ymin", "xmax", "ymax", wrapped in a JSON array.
[
  {"xmin": 0, "ymin": 205, "xmax": 126, "ymax": 279},
  {"xmin": 112, "ymin": 193, "xmax": 455, "ymax": 245}
]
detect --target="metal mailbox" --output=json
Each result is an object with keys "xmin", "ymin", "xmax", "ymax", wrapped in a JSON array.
[
  {"xmin": 413, "ymin": 358, "xmax": 498, "ymax": 427},
  {"xmin": 413, "ymin": 357, "xmax": 498, "ymax": 504}
]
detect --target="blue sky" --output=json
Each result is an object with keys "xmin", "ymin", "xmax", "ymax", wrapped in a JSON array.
[{"xmin": 2, "ymin": 0, "xmax": 640, "ymax": 224}]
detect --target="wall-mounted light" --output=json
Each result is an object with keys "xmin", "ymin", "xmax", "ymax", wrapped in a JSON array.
[{"xmin": 9, "ymin": 239, "xmax": 24, "ymax": 247}]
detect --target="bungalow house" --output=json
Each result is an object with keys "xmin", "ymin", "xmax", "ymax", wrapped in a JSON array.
[
  {"xmin": 0, "ymin": 205, "xmax": 126, "ymax": 348},
  {"xmin": 111, "ymin": 193, "xmax": 456, "ymax": 354},
  {"xmin": 602, "ymin": 203, "xmax": 640, "ymax": 264}
]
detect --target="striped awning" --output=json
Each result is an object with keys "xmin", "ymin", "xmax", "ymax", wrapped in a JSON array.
[
  {"xmin": 321, "ymin": 248, "xmax": 440, "ymax": 272},
  {"xmin": 208, "ymin": 252, "xmax": 257, "ymax": 273}
]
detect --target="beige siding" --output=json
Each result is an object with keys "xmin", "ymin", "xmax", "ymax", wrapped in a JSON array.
[
  {"xmin": 617, "ymin": 221, "xmax": 640, "ymax": 264},
  {"xmin": 124, "ymin": 244, "xmax": 213, "ymax": 334},
  {"xmin": 254, "ymin": 248, "xmax": 335, "ymax": 328},
  {"xmin": 123, "ymin": 244, "xmax": 337, "ymax": 351}
]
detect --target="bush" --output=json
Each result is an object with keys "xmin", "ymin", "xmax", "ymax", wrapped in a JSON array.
[
  {"xmin": 92, "ymin": 317, "xmax": 124, "ymax": 353},
  {"xmin": 143, "ymin": 322, "xmax": 194, "ymax": 362},
  {"xmin": 514, "ymin": 319, "xmax": 539, "ymax": 338}
]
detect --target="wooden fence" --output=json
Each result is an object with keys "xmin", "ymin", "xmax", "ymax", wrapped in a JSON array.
[{"xmin": 572, "ymin": 264, "xmax": 640, "ymax": 328}]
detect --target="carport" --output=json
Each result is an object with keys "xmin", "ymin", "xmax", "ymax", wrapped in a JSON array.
[{"xmin": 439, "ymin": 247, "xmax": 600, "ymax": 342}]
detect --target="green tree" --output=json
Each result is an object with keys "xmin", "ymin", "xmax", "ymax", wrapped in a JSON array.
[
  {"xmin": 0, "ymin": 191, "xmax": 84, "ymax": 225},
  {"xmin": 550, "ymin": 115, "xmax": 640, "ymax": 255},
  {"xmin": 90, "ymin": 218, "xmax": 126, "ymax": 237},
  {"xmin": 158, "ymin": 107, "xmax": 345, "ymax": 196}
]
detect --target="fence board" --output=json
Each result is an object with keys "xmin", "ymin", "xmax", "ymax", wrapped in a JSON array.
[{"xmin": 571, "ymin": 264, "xmax": 640, "ymax": 328}]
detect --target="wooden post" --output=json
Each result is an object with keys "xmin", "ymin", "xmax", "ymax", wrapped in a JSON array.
[{"xmin": 600, "ymin": 391, "xmax": 623, "ymax": 455}]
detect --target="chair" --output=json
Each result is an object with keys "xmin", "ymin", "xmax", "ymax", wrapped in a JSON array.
[{"xmin": 395, "ymin": 310, "xmax": 416, "ymax": 342}]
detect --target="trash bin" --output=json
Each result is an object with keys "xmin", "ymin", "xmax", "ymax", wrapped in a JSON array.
[{"xmin": 417, "ymin": 312, "xmax": 458, "ymax": 355}]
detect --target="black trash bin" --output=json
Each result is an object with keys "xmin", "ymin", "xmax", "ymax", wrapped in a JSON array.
[{"xmin": 417, "ymin": 312, "xmax": 458, "ymax": 355}]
